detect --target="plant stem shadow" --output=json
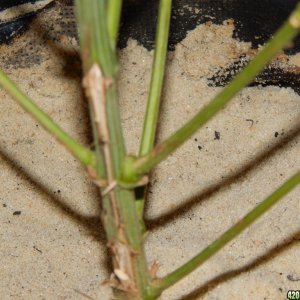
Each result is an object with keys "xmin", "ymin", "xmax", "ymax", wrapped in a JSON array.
[
  {"xmin": 145, "ymin": 121, "xmax": 300, "ymax": 230},
  {"xmin": 0, "ymin": 1, "xmax": 113, "ymax": 276},
  {"xmin": 0, "ymin": 147, "xmax": 112, "ymax": 274},
  {"xmin": 178, "ymin": 229, "xmax": 300, "ymax": 300}
]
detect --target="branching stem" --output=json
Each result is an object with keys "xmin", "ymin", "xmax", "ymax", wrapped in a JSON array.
[
  {"xmin": 76, "ymin": 1, "xmax": 152, "ymax": 298},
  {"xmin": 124, "ymin": 3, "xmax": 300, "ymax": 181},
  {"xmin": 136, "ymin": 0, "xmax": 172, "ymax": 225}
]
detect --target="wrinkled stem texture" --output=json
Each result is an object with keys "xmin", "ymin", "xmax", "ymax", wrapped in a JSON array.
[{"xmin": 75, "ymin": 1, "xmax": 152, "ymax": 299}]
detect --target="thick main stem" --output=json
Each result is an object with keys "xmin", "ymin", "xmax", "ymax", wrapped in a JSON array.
[
  {"xmin": 104, "ymin": 84, "xmax": 152, "ymax": 298},
  {"xmin": 75, "ymin": 1, "xmax": 152, "ymax": 298}
]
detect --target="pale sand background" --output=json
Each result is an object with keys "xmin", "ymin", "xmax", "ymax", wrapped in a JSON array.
[{"xmin": 0, "ymin": 3, "xmax": 299, "ymax": 299}]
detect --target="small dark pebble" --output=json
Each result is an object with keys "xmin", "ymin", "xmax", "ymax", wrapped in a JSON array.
[
  {"xmin": 3, "ymin": 203, "xmax": 7, "ymax": 207},
  {"xmin": 214, "ymin": 131, "xmax": 220, "ymax": 140},
  {"xmin": 246, "ymin": 119, "xmax": 254, "ymax": 126},
  {"xmin": 33, "ymin": 246, "xmax": 42, "ymax": 254},
  {"xmin": 13, "ymin": 211, "xmax": 21, "ymax": 216},
  {"xmin": 278, "ymin": 288, "xmax": 283, "ymax": 292},
  {"xmin": 287, "ymin": 274, "xmax": 300, "ymax": 281},
  {"xmin": 57, "ymin": 190, "xmax": 61, "ymax": 193},
  {"xmin": 194, "ymin": 138, "xmax": 198, "ymax": 142},
  {"xmin": 274, "ymin": 132, "xmax": 279, "ymax": 137},
  {"xmin": 198, "ymin": 145, "xmax": 202, "ymax": 150}
]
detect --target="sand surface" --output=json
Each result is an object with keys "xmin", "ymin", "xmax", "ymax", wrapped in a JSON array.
[{"xmin": 0, "ymin": 2, "xmax": 299, "ymax": 299}]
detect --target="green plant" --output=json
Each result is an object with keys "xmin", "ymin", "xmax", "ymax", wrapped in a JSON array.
[{"xmin": 0, "ymin": 1, "xmax": 300, "ymax": 299}]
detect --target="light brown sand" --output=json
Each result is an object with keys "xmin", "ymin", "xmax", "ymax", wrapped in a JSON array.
[{"xmin": 0, "ymin": 2, "xmax": 299, "ymax": 299}]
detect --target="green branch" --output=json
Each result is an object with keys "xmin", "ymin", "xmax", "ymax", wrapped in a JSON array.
[
  {"xmin": 136, "ymin": 0, "xmax": 172, "ymax": 225},
  {"xmin": 0, "ymin": 69, "xmax": 95, "ymax": 168},
  {"xmin": 151, "ymin": 171, "xmax": 300, "ymax": 294},
  {"xmin": 107, "ymin": 0, "xmax": 122, "ymax": 49},
  {"xmin": 139, "ymin": 0, "xmax": 172, "ymax": 156},
  {"xmin": 123, "ymin": 3, "xmax": 300, "ymax": 182}
]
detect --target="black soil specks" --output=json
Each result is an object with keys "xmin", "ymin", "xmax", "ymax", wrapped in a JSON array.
[{"xmin": 214, "ymin": 131, "xmax": 221, "ymax": 140}]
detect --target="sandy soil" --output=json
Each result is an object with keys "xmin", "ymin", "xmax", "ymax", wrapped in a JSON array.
[{"xmin": 0, "ymin": 2, "xmax": 299, "ymax": 299}]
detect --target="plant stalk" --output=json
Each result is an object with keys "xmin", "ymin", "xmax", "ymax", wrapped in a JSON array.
[
  {"xmin": 75, "ymin": 1, "xmax": 152, "ymax": 298},
  {"xmin": 152, "ymin": 171, "xmax": 300, "ymax": 294},
  {"xmin": 139, "ymin": 0, "xmax": 172, "ymax": 156},
  {"xmin": 107, "ymin": 0, "xmax": 122, "ymax": 49},
  {"xmin": 123, "ymin": 3, "xmax": 300, "ymax": 181},
  {"xmin": 0, "ymin": 69, "xmax": 95, "ymax": 168},
  {"xmin": 136, "ymin": 0, "xmax": 172, "ymax": 224}
]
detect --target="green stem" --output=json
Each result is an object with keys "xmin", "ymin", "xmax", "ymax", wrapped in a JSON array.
[
  {"xmin": 0, "ymin": 69, "xmax": 95, "ymax": 168},
  {"xmin": 107, "ymin": 0, "xmax": 122, "ymax": 49},
  {"xmin": 76, "ymin": 1, "xmax": 152, "ymax": 298},
  {"xmin": 139, "ymin": 0, "xmax": 172, "ymax": 156},
  {"xmin": 125, "ymin": 3, "xmax": 300, "ymax": 180},
  {"xmin": 76, "ymin": 0, "xmax": 125, "ymax": 173},
  {"xmin": 152, "ymin": 171, "xmax": 300, "ymax": 294},
  {"xmin": 136, "ymin": 0, "xmax": 172, "ymax": 224},
  {"xmin": 76, "ymin": 0, "xmax": 117, "ymax": 77}
]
